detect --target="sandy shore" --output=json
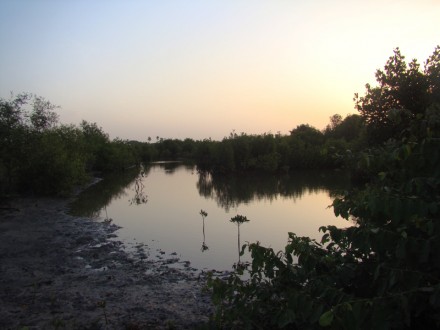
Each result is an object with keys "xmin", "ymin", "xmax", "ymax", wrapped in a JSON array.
[{"xmin": 0, "ymin": 197, "xmax": 213, "ymax": 329}]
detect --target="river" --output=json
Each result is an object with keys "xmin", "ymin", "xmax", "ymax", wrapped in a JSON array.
[{"xmin": 70, "ymin": 162, "xmax": 352, "ymax": 272}]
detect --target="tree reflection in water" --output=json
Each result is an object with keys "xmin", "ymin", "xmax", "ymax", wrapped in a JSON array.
[
  {"xmin": 69, "ymin": 168, "xmax": 138, "ymax": 218},
  {"xmin": 69, "ymin": 164, "xmax": 352, "ymax": 272},
  {"xmin": 196, "ymin": 170, "xmax": 351, "ymax": 212},
  {"xmin": 69, "ymin": 166, "xmax": 150, "ymax": 218},
  {"xmin": 129, "ymin": 169, "xmax": 148, "ymax": 206}
]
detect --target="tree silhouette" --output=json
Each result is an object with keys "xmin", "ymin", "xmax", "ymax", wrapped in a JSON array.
[{"xmin": 354, "ymin": 46, "xmax": 440, "ymax": 143}]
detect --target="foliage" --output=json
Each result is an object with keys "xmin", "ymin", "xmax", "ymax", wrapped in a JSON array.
[
  {"xmin": 95, "ymin": 138, "xmax": 137, "ymax": 172},
  {"xmin": 354, "ymin": 46, "xmax": 440, "ymax": 144},
  {"xmin": 79, "ymin": 120, "xmax": 109, "ymax": 171},
  {"xmin": 193, "ymin": 120, "xmax": 365, "ymax": 175},
  {"xmin": 230, "ymin": 215, "xmax": 250, "ymax": 226},
  {"xmin": 200, "ymin": 209, "xmax": 208, "ymax": 219},
  {"xmin": 324, "ymin": 114, "xmax": 365, "ymax": 142},
  {"xmin": 0, "ymin": 93, "xmax": 145, "ymax": 196},
  {"xmin": 29, "ymin": 95, "xmax": 59, "ymax": 132},
  {"xmin": 0, "ymin": 93, "xmax": 65, "ymax": 194},
  {"xmin": 207, "ymin": 48, "xmax": 440, "ymax": 329},
  {"xmin": 18, "ymin": 125, "xmax": 89, "ymax": 195}
]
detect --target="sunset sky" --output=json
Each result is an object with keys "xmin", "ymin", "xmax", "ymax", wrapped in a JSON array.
[{"xmin": 1, "ymin": 0, "xmax": 439, "ymax": 141}]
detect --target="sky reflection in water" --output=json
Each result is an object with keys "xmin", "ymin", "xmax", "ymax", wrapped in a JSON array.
[{"xmin": 70, "ymin": 163, "xmax": 351, "ymax": 272}]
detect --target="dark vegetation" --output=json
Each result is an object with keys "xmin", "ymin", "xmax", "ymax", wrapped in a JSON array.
[
  {"xmin": 0, "ymin": 96, "xmax": 363, "ymax": 196},
  {"xmin": 0, "ymin": 94, "xmax": 142, "ymax": 195},
  {"xmin": 207, "ymin": 46, "xmax": 440, "ymax": 329},
  {"xmin": 1, "ymin": 45, "xmax": 439, "ymax": 328},
  {"xmin": 194, "ymin": 115, "xmax": 365, "ymax": 174}
]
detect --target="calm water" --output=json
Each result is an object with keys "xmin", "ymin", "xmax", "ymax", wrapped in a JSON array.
[{"xmin": 70, "ymin": 162, "xmax": 352, "ymax": 272}]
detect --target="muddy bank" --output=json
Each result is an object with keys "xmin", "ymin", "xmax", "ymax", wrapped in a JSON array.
[{"xmin": 0, "ymin": 197, "xmax": 214, "ymax": 329}]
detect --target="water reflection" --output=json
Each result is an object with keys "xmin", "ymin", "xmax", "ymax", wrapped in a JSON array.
[
  {"xmin": 129, "ymin": 170, "xmax": 148, "ymax": 206},
  {"xmin": 102, "ymin": 205, "xmax": 113, "ymax": 224},
  {"xmin": 152, "ymin": 161, "xmax": 191, "ymax": 174},
  {"xmin": 196, "ymin": 170, "xmax": 351, "ymax": 211},
  {"xmin": 69, "ymin": 163, "xmax": 191, "ymax": 217},
  {"xmin": 70, "ymin": 164, "xmax": 351, "ymax": 271},
  {"xmin": 71, "ymin": 167, "xmax": 350, "ymax": 219},
  {"xmin": 69, "ymin": 168, "xmax": 140, "ymax": 218}
]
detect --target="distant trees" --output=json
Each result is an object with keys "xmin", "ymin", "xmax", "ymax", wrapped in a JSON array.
[
  {"xmin": 20, "ymin": 124, "xmax": 89, "ymax": 194},
  {"xmin": 0, "ymin": 94, "xmax": 26, "ymax": 190},
  {"xmin": 29, "ymin": 95, "xmax": 59, "ymax": 132},
  {"xmin": 192, "ymin": 114, "xmax": 365, "ymax": 174},
  {"xmin": 0, "ymin": 90, "xmax": 371, "ymax": 196},
  {"xmin": 290, "ymin": 124, "xmax": 324, "ymax": 146},
  {"xmin": 288, "ymin": 124, "xmax": 325, "ymax": 169},
  {"xmin": 325, "ymin": 114, "xmax": 364, "ymax": 141},
  {"xmin": 79, "ymin": 120, "xmax": 110, "ymax": 171},
  {"xmin": 0, "ymin": 93, "xmax": 72, "ymax": 194},
  {"xmin": 207, "ymin": 46, "xmax": 440, "ymax": 329},
  {"xmin": 355, "ymin": 46, "xmax": 440, "ymax": 144},
  {"xmin": 0, "ymin": 92, "xmax": 367, "ymax": 196},
  {"xmin": 0, "ymin": 93, "xmax": 147, "ymax": 196}
]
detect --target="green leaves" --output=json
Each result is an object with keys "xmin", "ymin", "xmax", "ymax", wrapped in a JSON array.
[
  {"xmin": 319, "ymin": 310, "xmax": 334, "ymax": 327},
  {"xmin": 206, "ymin": 48, "xmax": 440, "ymax": 330},
  {"xmin": 0, "ymin": 94, "xmax": 149, "ymax": 196}
]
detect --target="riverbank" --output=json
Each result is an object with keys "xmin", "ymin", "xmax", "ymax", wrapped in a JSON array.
[{"xmin": 0, "ymin": 197, "xmax": 213, "ymax": 329}]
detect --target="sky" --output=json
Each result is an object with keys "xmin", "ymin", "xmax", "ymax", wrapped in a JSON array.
[{"xmin": 0, "ymin": 0, "xmax": 439, "ymax": 141}]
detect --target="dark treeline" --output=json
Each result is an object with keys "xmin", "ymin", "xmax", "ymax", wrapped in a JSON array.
[
  {"xmin": 0, "ymin": 93, "xmax": 364, "ymax": 196},
  {"xmin": 193, "ymin": 114, "xmax": 365, "ymax": 174},
  {"xmin": 0, "ymin": 93, "xmax": 147, "ymax": 195}
]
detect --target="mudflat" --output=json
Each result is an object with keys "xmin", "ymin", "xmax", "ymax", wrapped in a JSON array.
[{"xmin": 0, "ymin": 197, "xmax": 213, "ymax": 329}]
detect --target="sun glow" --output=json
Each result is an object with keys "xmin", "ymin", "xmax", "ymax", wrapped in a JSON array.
[{"xmin": 0, "ymin": 0, "xmax": 438, "ymax": 140}]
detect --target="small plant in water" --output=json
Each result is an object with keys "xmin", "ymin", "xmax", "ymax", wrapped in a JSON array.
[
  {"xmin": 200, "ymin": 209, "xmax": 209, "ymax": 251},
  {"xmin": 230, "ymin": 215, "xmax": 250, "ymax": 264},
  {"xmin": 230, "ymin": 214, "xmax": 249, "ymax": 226}
]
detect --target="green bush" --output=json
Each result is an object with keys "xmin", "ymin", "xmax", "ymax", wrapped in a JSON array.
[
  {"xmin": 19, "ymin": 126, "xmax": 89, "ymax": 195},
  {"xmin": 0, "ymin": 94, "xmax": 142, "ymax": 196},
  {"xmin": 207, "ymin": 47, "xmax": 440, "ymax": 329}
]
